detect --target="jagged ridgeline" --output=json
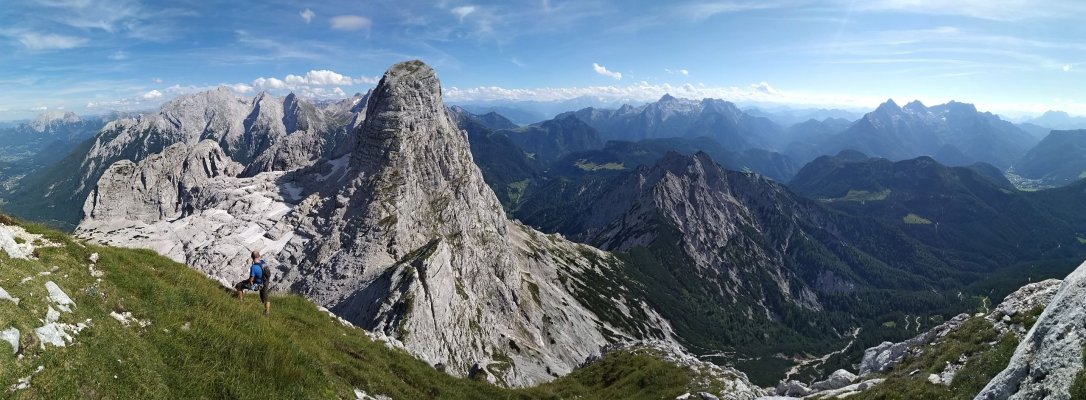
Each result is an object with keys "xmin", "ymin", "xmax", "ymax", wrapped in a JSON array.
[{"xmin": 70, "ymin": 60, "xmax": 767, "ymax": 394}]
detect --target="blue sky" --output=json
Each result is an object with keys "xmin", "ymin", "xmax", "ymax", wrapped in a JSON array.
[{"xmin": 0, "ymin": 0, "xmax": 1084, "ymax": 120}]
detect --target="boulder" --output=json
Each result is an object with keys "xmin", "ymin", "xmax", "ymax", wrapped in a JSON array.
[{"xmin": 810, "ymin": 369, "xmax": 858, "ymax": 391}]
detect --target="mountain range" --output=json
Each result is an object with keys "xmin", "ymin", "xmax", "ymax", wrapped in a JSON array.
[
  {"xmin": 5, "ymin": 60, "xmax": 1086, "ymax": 398},
  {"xmin": 787, "ymin": 99, "xmax": 1038, "ymax": 169},
  {"xmin": 73, "ymin": 61, "xmax": 687, "ymax": 387}
]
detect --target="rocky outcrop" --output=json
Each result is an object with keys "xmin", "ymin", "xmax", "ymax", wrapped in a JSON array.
[
  {"xmin": 858, "ymin": 313, "xmax": 972, "ymax": 376},
  {"xmin": 77, "ymin": 61, "xmax": 693, "ymax": 388},
  {"xmin": 810, "ymin": 369, "xmax": 857, "ymax": 391},
  {"xmin": 976, "ymin": 262, "xmax": 1086, "ymax": 400},
  {"xmin": 82, "ymin": 140, "xmax": 243, "ymax": 224}
]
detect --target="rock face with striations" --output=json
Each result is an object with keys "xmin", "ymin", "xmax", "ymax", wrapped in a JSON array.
[
  {"xmin": 74, "ymin": 61, "xmax": 730, "ymax": 389},
  {"xmin": 976, "ymin": 261, "xmax": 1086, "ymax": 400}
]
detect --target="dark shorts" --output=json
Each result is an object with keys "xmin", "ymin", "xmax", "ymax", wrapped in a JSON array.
[{"xmin": 235, "ymin": 280, "xmax": 268, "ymax": 303}]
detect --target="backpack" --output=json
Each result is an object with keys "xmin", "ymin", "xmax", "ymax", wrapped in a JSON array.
[{"xmin": 259, "ymin": 261, "xmax": 273, "ymax": 284}]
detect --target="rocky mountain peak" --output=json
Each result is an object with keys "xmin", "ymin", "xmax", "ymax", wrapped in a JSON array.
[
  {"xmin": 28, "ymin": 110, "xmax": 82, "ymax": 133},
  {"xmin": 874, "ymin": 98, "xmax": 901, "ymax": 114},
  {"xmin": 903, "ymin": 100, "xmax": 928, "ymax": 113}
]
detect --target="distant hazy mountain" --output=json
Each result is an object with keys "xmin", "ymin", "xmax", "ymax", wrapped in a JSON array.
[
  {"xmin": 451, "ymin": 96, "xmax": 637, "ymax": 125},
  {"xmin": 0, "ymin": 111, "xmax": 105, "ymax": 192},
  {"xmin": 562, "ymin": 94, "xmax": 785, "ymax": 150},
  {"xmin": 450, "ymin": 107, "xmax": 545, "ymax": 207},
  {"xmin": 789, "ymin": 99, "xmax": 1037, "ymax": 169},
  {"xmin": 1016, "ymin": 122, "xmax": 1054, "ymax": 140},
  {"xmin": 497, "ymin": 114, "xmax": 604, "ymax": 163},
  {"xmin": 1013, "ymin": 130, "xmax": 1086, "ymax": 187},
  {"xmin": 1025, "ymin": 110, "xmax": 1086, "ymax": 130},
  {"xmin": 744, "ymin": 106, "xmax": 862, "ymax": 126},
  {"xmin": 782, "ymin": 117, "xmax": 852, "ymax": 163},
  {"xmin": 453, "ymin": 104, "xmax": 547, "ymax": 126}
]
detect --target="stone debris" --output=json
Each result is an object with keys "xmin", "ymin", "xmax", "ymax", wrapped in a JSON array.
[
  {"xmin": 34, "ymin": 306, "xmax": 89, "ymax": 348},
  {"xmin": 109, "ymin": 311, "xmax": 151, "ymax": 328},
  {"xmin": 8, "ymin": 365, "xmax": 44, "ymax": 392},
  {"xmin": 354, "ymin": 388, "xmax": 392, "ymax": 400},
  {"xmin": 1, "ymin": 327, "xmax": 19, "ymax": 354},
  {"xmin": 0, "ymin": 286, "xmax": 19, "ymax": 305},
  {"xmin": 44, "ymin": 281, "xmax": 75, "ymax": 312},
  {"xmin": 88, "ymin": 252, "xmax": 99, "ymax": 264}
]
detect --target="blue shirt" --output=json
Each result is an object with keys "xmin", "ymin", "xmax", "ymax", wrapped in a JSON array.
[{"xmin": 250, "ymin": 262, "xmax": 265, "ymax": 285}]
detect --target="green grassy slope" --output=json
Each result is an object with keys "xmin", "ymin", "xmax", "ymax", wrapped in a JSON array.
[{"xmin": 0, "ymin": 218, "xmax": 734, "ymax": 399}]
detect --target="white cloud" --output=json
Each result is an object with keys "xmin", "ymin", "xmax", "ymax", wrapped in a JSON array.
[
  {"xmin": 330, "ymin": 15, "xmax": 372, "ymax": 31},
  {"xmin": 227, "ymin": 83, "xmax": 253, "ymax": 94},
  {"xmin": 254, "ymin": 70, "xmax": 377, "ymax": 89},
  {"xmin": 751, "ymin": 81, "xmax": 779, "ymax": 95},
  {"xmin": 592, "ymin": 63, "xmax": 623, "ymax": 80},
  {"xmin": 304, "ymin": 70, "xmax": 355, "ymax": 85},
  {"xmin": 1063, "ymin": 64, "xmax": 1073, "ymax": 72},
  {"xmin": 142, "ymin": 90, "xmax": 163, "ymax": 100},
  {"xmin": 511, "ymin": 57, "xmax": 526, "ymax": 67},
  {"xmin": 666, "ymin": 68, "xmax": 691, "ymax": 76},
  {"xmin": 153, "ymin": 78, "xmax": 163, "ymax": 84},
  {"xmin": 109, "ymin": 50, "xmax": 129, "ymax": 60},
  {"xmin": 30, "ymin": 106, "xmax": 48, "ymax": 111},
  {"xmin": 452, "ymin": 6, "xmax": 477, "ymax": 21},
  {"xmin": 300, "ymin": 8, "xmax": 315, "ymax": 23},
  {"xmin": 253, "ymin": 77, "xmax": 288, "ymax": 90},
  {"xmin": 18, "ymin": 32, "xmax": 88, "ymax": 50}
]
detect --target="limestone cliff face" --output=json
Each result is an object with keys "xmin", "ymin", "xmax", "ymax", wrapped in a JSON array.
[
  {"xmin": 73, "ymin": 61, "xmax": 739, "ymax": 389},
  {"xmin": 82, "ymin": 140, "xmax": 243, "ymax": 223},
  {"xmin": 976, "ymin": 260, "xmax": 1086, "ymax": 400},
  {"xmin": 50, "ymin": 88, "xmax": 360, "ymax": 220}
]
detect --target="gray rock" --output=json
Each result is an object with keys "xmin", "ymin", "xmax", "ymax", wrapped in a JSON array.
[
  {"xmin": 859, "ymin": 313, "xmax": 971, "ymax": 376},
  {"xmin": 975, "ymin": 261, "xmax": 1086, "ymax": 400},
  {"xmin": 697, "ymin": 392, "xmax": 720, "ymax": 400},
  {"xmin": 775, "ymin": 380, "xmax": 811, "ymax": 396},
  {"xmin": 811, "ymin": 369, "xmax": 858, "ymax": 391}
]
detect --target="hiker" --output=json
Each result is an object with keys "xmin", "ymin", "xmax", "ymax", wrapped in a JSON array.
[{"xmin": 235, "ymin": 250, "xmax": 271, "ymax": 316}]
